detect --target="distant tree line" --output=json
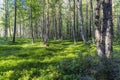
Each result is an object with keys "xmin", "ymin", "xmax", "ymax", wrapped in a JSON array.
[{"xmin": 0, "ymin": 0, "xmax": 119, "ymax": 58}]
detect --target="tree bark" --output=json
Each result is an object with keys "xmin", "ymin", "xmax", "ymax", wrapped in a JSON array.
[
  {"xmin": 95, "ymin": 0, "xmax": 113, "ymax": 58},
  {"xmin": 44, "ymin": 0, "xmax": 49, "ymax": 46},
  {"xmin": 104, "ymin": 0, "xmax": 113, "ymax": 58},
  {"xmin": 73, "ymin": 0, "xmax": 76, "ymax": 43},
  {"xmin": 30, "ymin": 0, "xmax": 34, "ymax": 44},
  {"xmin": 78, "ymin": 0, "xmax": 87, "ymax": 44},
  {"xmin": 95, "ymin": 0, "xmax": 103, "ymax": 56},
  {"xmin": 4, "ymin": 0, "xmax": 8, "ymax": 40},
  {"xmin": 58, "ymin": 0, "xmax": 62, "ymax": 40},
  {"xmin": 90, "ymin": 0, "xmax": 95, "ymax": 43},
  {"xmin": 12, "ymin": 0, "xmax": 17, "ymax": 43},
  {"xmin": 86, "ymin": 0, "xmax": 88, "ymax": 41}
]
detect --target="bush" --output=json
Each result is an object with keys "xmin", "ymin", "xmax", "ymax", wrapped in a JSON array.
[
  {"xmin": 58, "ymin": 53, "xmax": 120, "ymax": 80},
  {"xmin": 95, "ymin": 57, "xmax": 120, "ymax": 80}
]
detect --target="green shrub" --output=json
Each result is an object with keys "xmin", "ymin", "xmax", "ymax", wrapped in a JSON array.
[
  {"xmin": 95, "ymin": 57, "xmax": 120, "ymax": 80},
  {"xmin": 58, "ymin": 53, "xmax": 120, "ymax": 80}
]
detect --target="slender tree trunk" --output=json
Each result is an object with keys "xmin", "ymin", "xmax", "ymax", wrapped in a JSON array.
[
  {"xmin": 12, "ymin": 0, "xmax": 17, "ymax": 43},
  {"xmin": 4, "ymin": 0, "xmax": 8, "ymax": 40},
  {"xmin": 90, "ymin": 0, "xmax": 95, "ymax": 43},
  {"xmin": 58, "ymin": 0, "xmax": 62, "ymax": 40},
  {"xmin": 8, "ymin": 27, "xmax": 12, "ymax": 38},
  {"xmin": 104, "ymin": 0, "xmax": 113, "ymax": 58},
  {"xmin": 95, "ymin": 0, "xmax": 103, "ymax": 56},
  {"xmin": 8, "ymin": 14, "xmax": 12, "ymax": 38},
  {"xmin": 73, "ymin": 0, "xmax": 76, "ymax": 43},
  {"xmin": 78, "ymin": 0, "xmax": 87, "ymax": 44},
  {"xmin": 19, "ymin": 19, "xmax": 22, "ymax": 38},
  {"xmin": 30, "ymin": 0, "xmax": 34, "ymax": 44},
  {"xmin": 22, "ymin": 22, "xmax": 26, "ymax": 37},
  {"xmin": 35, "ymin": 19, "xmax": 38, "ymax": 38},
  {"xmin": 42, "ymin": 0, "xmax": 45, "ymax": 42},
  {"xmin": 55, "ymin": 15, "xmax": 57, "ymax": 40},
  {"xmin": 76, "ymin": 6, "xmax": 79, "ymax": 40},
  {"xmin": 44, "ymin": 0, "xmax": 49, "ymax": 46},
  {"xmin": 53, "ymin": 15, "xmax": 57, "ymax": 40},
  {"xmin": 85, "ymin": 0, "xmax": 88, "ymax": 41}
]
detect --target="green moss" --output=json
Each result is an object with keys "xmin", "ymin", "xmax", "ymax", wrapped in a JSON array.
[{"xmin": 0, "ymin": 39, "xmax": 101, "ymax": 79}]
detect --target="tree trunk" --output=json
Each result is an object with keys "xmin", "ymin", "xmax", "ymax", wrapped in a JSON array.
[
  {"xmin": 95, "ymin": 0, "xmax": 113, "ymax": 58},
  {"xmin": 86, "ymin": 0, "xmax": 88, "ymax": 41},
  {"xmin": 78, "ymin": 0, "xmax": 87, "ymax": 44},
  {"xmin": 30, "ymin": 0, "xmax": 34, "ymax": 44},
  {"xmin": 73, "ymin": 0, "xmax": 76, "ymax": 43},
  {"xmin": 95, "ymin": 0, "xmax": 103, "ymax": 56},
  {"xmin": 76, "ymin": 5, "xmax": 79, "ymax": 40},
  {"xmin": 12, "ymin": 0, "xmax": 17, "ymax": 43},
  {"xmin": 4, "ymin": 0, "xmax": 8, "ymax": 40},
  {"xmin": 104, "ymin": 0, "xmax": 113, "ymax": 58},
  {"xmin": 19, "ymin": 19, "xmax": 22, "ymax": 38},
  {"xmin": 58, "ymin": 0, "xmax": 62, "ymax": 40},
  {"xmin": 44, "ymin": 0, "xmax": 49, "ymax": 46},
  {"xmin": 42, "ymin": 0, "xmax": 45, "ymax": 42},
  {"xmin": 90, "ymin": 0, "xmax": 95, "ymax": 43}
]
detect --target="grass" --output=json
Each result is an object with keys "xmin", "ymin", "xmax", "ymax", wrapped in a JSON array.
[{"xmin": 0, "ymin": 38, "xmax": 120, "ymax": 80}]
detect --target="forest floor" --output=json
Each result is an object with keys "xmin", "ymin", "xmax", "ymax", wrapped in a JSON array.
[{"xmin": 0, "ymin": 38, "xmax": 120, "ymax": 80}]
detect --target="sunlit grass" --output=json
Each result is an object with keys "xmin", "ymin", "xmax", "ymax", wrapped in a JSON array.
[
  {"xmin": 113, "ymin": 45, "xmax": 120, "ymax": 58},
  {"xmin": 0, "ymin": 38, "xmax": 119, "ymax": 79}
]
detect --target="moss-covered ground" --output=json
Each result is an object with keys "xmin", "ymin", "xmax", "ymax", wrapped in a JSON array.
[{"xmin": 0, "ymin": 38, "xmax": 120, "ymax": 80}]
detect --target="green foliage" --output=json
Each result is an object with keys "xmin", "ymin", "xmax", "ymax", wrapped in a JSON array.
[
  {"xmin": 0, "ymin": 38, "xmax": 96, "ymax": 79},
  {"xmin": 95, "ymin": 57, "xmax": 120, "ymax": 80},
  {"xmin": 0, "ymin": 38, "xmax": 120, "ymax": 79},
  {"xmin": 58, "ymin": 54, "xmax": 97, "ymax": 80},
  {"xmin": 58, "ymin": 53, "xmax": 120, "ymax": 80}
]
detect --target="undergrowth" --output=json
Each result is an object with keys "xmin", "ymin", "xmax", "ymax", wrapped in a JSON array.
[
  {"xmin": 0, "ymin": 38, "xmax": 120, "ymax": 80},
  {"xmin": 58, "ymin": 53, "xmax": 120, "ymax": 80}
]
